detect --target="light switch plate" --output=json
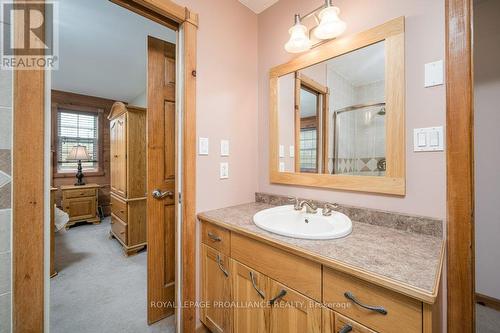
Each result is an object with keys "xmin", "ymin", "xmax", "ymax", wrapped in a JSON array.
[
  {"xmin": 220, "ymin": 162, "xmax": 229, "ymax": 179},
  {"xmin": 199, "ymin": 137, "xmax": 209, "ymax": 155},
  {"xmin": 414, "ymin": 127, "xmax": 444, "ymax": 151},
  {"xmin": 220, "ymin": 139, "xmax": 229, "ymax": 156},
  {"xmin": 279, "ymin": 145, "xmax": 285, "ymax": 158},
  {"xmin": 424, "ymin": 60, "xmax": 444, "ymax": 87},
  {"xmin": 289, "ymin": 145, "xmax": 295, "ymax": 158},
  {"xmin": 279, "ymin": 162, "xmax": 285, "ymax": 172}
]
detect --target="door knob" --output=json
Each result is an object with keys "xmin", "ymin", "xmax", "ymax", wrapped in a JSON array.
[{"xmin": 152, "ymin": 189, "xmax": 174, "ymax": 199}]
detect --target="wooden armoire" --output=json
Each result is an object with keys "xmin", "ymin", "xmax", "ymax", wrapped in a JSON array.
[{"xmin": 108, "ymin": 102, "xmax": 147, "ymax": 255}]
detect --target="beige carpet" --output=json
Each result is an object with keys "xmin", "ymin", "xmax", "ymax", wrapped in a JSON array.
[
  {"xmin": 50, "ymin": 217, "xmax": 175, "ymax": 333},
  {"xmin": 476, "ymin": 304, "xmax": 500, "ymax": 333}
]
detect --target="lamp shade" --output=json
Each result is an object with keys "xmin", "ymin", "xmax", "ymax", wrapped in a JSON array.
[
  {"xmin": 313, "ymin": 6, "xmax": 346, "ymax": 40},
  {"xmin": 284, "ymin": 20, "xmax": 312, "ymax": 53},
  {"xmin": 66, "ymin": 145, "xmax": 91, "ymax": 161}
]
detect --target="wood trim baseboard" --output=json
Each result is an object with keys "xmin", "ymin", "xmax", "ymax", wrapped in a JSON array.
[
  {"xmin": 476, "ymin": 293, "xmax": 500, "ymax": 312},
  {"xmin": 445, "ymin": 0, "xmax": 475, "ymax": 332}
]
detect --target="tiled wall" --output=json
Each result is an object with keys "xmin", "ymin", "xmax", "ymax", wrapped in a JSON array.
[{"xmin": 0, "ymin": 66, "xmax": 12, "ymax": 333}]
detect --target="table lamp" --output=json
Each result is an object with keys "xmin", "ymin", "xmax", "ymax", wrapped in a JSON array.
[{"xmin": 66, "ymin": 145, "xmax": 91, "ymax": 186}]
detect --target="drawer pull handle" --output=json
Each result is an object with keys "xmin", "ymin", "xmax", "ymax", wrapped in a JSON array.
[
  {"xmin": 269, "ymin": 289, "xmax": 287, "ymax": 306},
  {"xmin": 216, "ymin": 254, "xmax": 229, "ymax": 277},
  {"xmin": 344, "ymin": 291, "xmax": 388, "ymax": 315},
  {"xmin": 208, "ymin": 232, "xmax": 222, "ymax": 242},
  {"xmin": 249, "ymin": 271, "xmax": 265, "ymax": 299},
  {"xmin": 338, "ymin": 324, "xmax": 352, "ymax": 333}
]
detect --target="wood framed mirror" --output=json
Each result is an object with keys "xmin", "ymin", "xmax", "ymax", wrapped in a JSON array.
[{"xmin": 269, "ymin": 17, "xmax": 405, "ymax": 195}]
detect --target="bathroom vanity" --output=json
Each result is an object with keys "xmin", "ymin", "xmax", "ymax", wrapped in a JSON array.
[{"xmin": 198, "ymin": 200, "xmax": 443, "ymax": 333}]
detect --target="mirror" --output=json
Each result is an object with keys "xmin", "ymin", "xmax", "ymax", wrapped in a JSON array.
[
  {"xmin": 278, "ymin": 41, "xmax": 386, "ymax": 176},
  {"xmin": 270, "ymin": 18, "xmax": 405, "ymax": 194}
]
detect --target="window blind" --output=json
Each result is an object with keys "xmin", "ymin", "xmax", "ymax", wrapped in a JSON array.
[{"xmin": 57, "ymin": 110, "xmax": 99, "ymax": 171}]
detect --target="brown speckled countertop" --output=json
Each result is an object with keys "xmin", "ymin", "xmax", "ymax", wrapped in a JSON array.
[{"xmin": 198, "ymin": 202, "xmax": 444, "ymax": 303}]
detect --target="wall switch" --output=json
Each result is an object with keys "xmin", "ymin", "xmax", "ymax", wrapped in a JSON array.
[
  {"xmin": 199, "ymin": 137, "xmax": 209, "ymax": 155},
  {"xmin": 220, "ymin": 139, "xmax": 229, "ymax": 156},
  {"xmin": 289, "ymin": 145, "xmax": 295, "ymax": 158},
  {"xmin": 220, "ymin": 162, "xmax": 229, "ymax": 179},
  {"xmin": 279, "ymin": 145, "xmax": 285, "ymax": 158},
  {"xmin": 414, "ymin": 127, "xmax": 444, "ymax": 151},
  {"xmin": 424, "ymin": 60, "xmax": 444, "ymax": 87},
  {"xmin": 279, "ymin": 162, "xmax": 285, "ymax": 172}
]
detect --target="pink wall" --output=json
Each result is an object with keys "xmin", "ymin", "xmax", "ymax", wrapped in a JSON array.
[
  {"xmin": 258, "ymin": 0, "xmax": 446, "ymax": 219},
  {"xmin": 474, "ymin": 0, "xmax": 500, "ymax": 300},
  {"xmin": 175, "ymin": 0, "xmax": 260, "ymax": 213}
]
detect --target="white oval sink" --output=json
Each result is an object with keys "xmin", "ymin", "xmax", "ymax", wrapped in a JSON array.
[{"xmin": 253, "ymin": 205, "xmax": 352, "ymax": 240}]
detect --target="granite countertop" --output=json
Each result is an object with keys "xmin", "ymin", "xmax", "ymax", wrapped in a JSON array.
[{"xmin": 198, "ymin": 202, "xmax": 444, "ymax": 303}]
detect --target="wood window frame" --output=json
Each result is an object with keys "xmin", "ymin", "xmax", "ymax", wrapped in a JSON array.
[
  {"xmin": 270, "ymin": 17, "xmax": 406, "ymax": 195},
  {"xmin": 51, "ymin": 103, "xmax": 105, "ymax": 178},
  {"xmin": 446, "ymin": 0, "xmax": 475, "ymax": 331},
  {"xmin": 294, "ymin": 73, "xmax": 329, "ymax": 174},
  {"xmin": 12, "ymin": 0, "xmax": 198, "ymax": 332}
]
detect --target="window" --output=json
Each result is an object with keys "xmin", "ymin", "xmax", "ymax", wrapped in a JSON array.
[
  {"xmin": 57, "ymin": 109, "xmax": 99, "ymax": 172},
  {"xmin": 300, "ymin": 128, "xmax": 317, "ymax": 172}
]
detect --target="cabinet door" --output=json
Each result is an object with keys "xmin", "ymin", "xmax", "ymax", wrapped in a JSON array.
[
  {"xmin": 64, "ymin": 197, "xmax": 96, "ymax": 221},
  {"xmin": 110, "ymin": 114, "xmax": 127, "ymax": 197},
  {"xmin": 268, "ymin": 279, "xmax": 321, "ymax": 333},
  {"xmin": 231, "ymin": 259, "xmax": 268, "ymax": 333},
  {"xmin": 201, "ymin": 244, "xmax": 232, "ymax": 333}
]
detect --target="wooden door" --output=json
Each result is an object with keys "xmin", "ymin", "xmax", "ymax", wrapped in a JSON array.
[
  {"xmin": 64, "ymin": 197, "xmax": 96, "ymax": 221},
  {"xmin": 201, "ymin": 245, "xmax": 232, "ymax": 333},
  {"xmin": 231, "ymin": 259, "xmax": 267, "ymax": 333},
  {"xmin": 110, "ymin": 114, "xmax": 127, "ymax": 197},
  {"xmin": 147, "ymin": 36, "xmax": 177, "ymax": 324},
  {"xmin": 268, "ymin": 279, "xmax": 321, "ymax": 333}
]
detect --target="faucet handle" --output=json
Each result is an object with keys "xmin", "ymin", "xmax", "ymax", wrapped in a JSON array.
[
  {"xmin": 322, "ymin": 203, "xmax": 339, "ymax": 216},
  {"xmin": 287, "ymin": 196, "xmax": 301, "ymax": 210}
]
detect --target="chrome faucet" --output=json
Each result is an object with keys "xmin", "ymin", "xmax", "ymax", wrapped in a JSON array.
[
  {"xmin": 298, "ymin": 200, "xmax": 318, "ymax": 214},
  {"xmin": 288, "ymin": 197, "xmax": 318, "ymax": 214},
  {"xmin": 322, "ymin": 203, "xmax": 339, "ymax": 216},
  {"xmin": 287, "ymin": 196, "xmax": 301, "ymax": 210}
]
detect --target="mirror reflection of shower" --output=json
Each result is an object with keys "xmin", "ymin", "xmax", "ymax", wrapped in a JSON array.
[{"xmin": 334, "ymin": 102, "xmax": 386, "ymax": 176}]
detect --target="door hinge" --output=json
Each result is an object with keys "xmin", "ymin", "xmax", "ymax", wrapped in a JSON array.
[{"xmin": 178, "ymin": 192, "xmax": 182, "ymax": 204}]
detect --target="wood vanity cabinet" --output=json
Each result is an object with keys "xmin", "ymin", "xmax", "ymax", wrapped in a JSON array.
[
  {"xmin": 199, "ymin": 220, "xmax": 441, "ymax": 333},
  {"xmin": 201, "ymin": 244, "xmax": 232, "ymax": 333}
]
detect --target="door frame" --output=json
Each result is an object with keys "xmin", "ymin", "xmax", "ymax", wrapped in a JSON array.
[
  {"xmin": 12, "ymin": 0, "xmax": 198, "ymax": 332},
  {"xmin": 445, "ymin": 0, "xmax": 475, "ymax": 331}
]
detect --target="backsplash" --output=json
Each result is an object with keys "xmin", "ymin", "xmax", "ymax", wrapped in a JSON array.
[{"xmin": 255, "ymin": 192, "xmax": 443, "ymax": 238}]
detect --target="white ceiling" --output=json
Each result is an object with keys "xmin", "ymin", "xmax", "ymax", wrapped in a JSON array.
[
  {"xmin": 238, "ymin": 0, "xmax": 280, "ymax": 13},
  {"xmin": 52, "ymin": 0, "xmax": 176, "ymax": 103},
  {"xmin": 327, "ymin": 41, "xmax": 385, "ymax": 87}
]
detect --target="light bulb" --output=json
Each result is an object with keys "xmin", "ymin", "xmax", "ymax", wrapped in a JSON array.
[
  {"xmin": 314, "ymin": 6, "xmax": 346, "ymax": 40},
  {"xmin": 284, "ymin": 16, "xmax": 312, "ymax": 53}
]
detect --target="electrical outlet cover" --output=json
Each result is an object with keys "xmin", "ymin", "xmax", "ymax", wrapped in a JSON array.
[{"xmin": 220, "ymin": 162, "xmax": 229, "ymax": 179}]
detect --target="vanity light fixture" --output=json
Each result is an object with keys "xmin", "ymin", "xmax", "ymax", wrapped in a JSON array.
[
  {"xmin": 314, "ymin": 2, "xmax": 346, "ymax": 40},
  {"xmin": 284, "ymin": 0, "xmax": 346, "ymax": 54},
  {"xmin": 284, "ymin": 14, "xmax": 312, "ymax": 53}
]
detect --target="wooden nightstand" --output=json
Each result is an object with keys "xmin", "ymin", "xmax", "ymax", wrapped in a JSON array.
[{"xmin": 61, "ymin": 184, "xmax": 101, "ymax": 229}]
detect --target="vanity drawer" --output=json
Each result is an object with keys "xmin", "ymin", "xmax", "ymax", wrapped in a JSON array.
[
  {"xmin": 335, "ymin": 313, "xmax": 377, "ymax": 333},
  {"xmin": 111, "ymin": 215, "xmax": 127, "ymax": 244},
  {"xmin": 201, "ymin": 222, "xmax": 230, "ymax": 255},
  {"xmin": 63, "ymin": 188, "xmax": 96, "ymax": 199},
  {"xmin": 111, "ymin": 195, "xmax": 128, "ymax": 222},
  {"xmin": 323, "ymin": 268, "xmax": 422, "ymax": 333},
  {"xmin": 231, "ymin": 232, "xmax": 321, "ymax": 301}
]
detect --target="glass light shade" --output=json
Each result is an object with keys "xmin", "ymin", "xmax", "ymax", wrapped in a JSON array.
[
  {"xmin": 314, "ymin": 6, "xmax": 346, "ymax": 40},
  {"xmin": 67, "ymin": 145, "xmax": 90, "ymax": 161},
  {"xmin": 284, "ymin": 23, "xmax": 312, "ymax": 53}
]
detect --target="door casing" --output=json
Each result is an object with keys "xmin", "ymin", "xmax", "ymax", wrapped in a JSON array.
[{"xmin": 11, "ymin": 0, "xmax": 198, "ymax": 332}]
